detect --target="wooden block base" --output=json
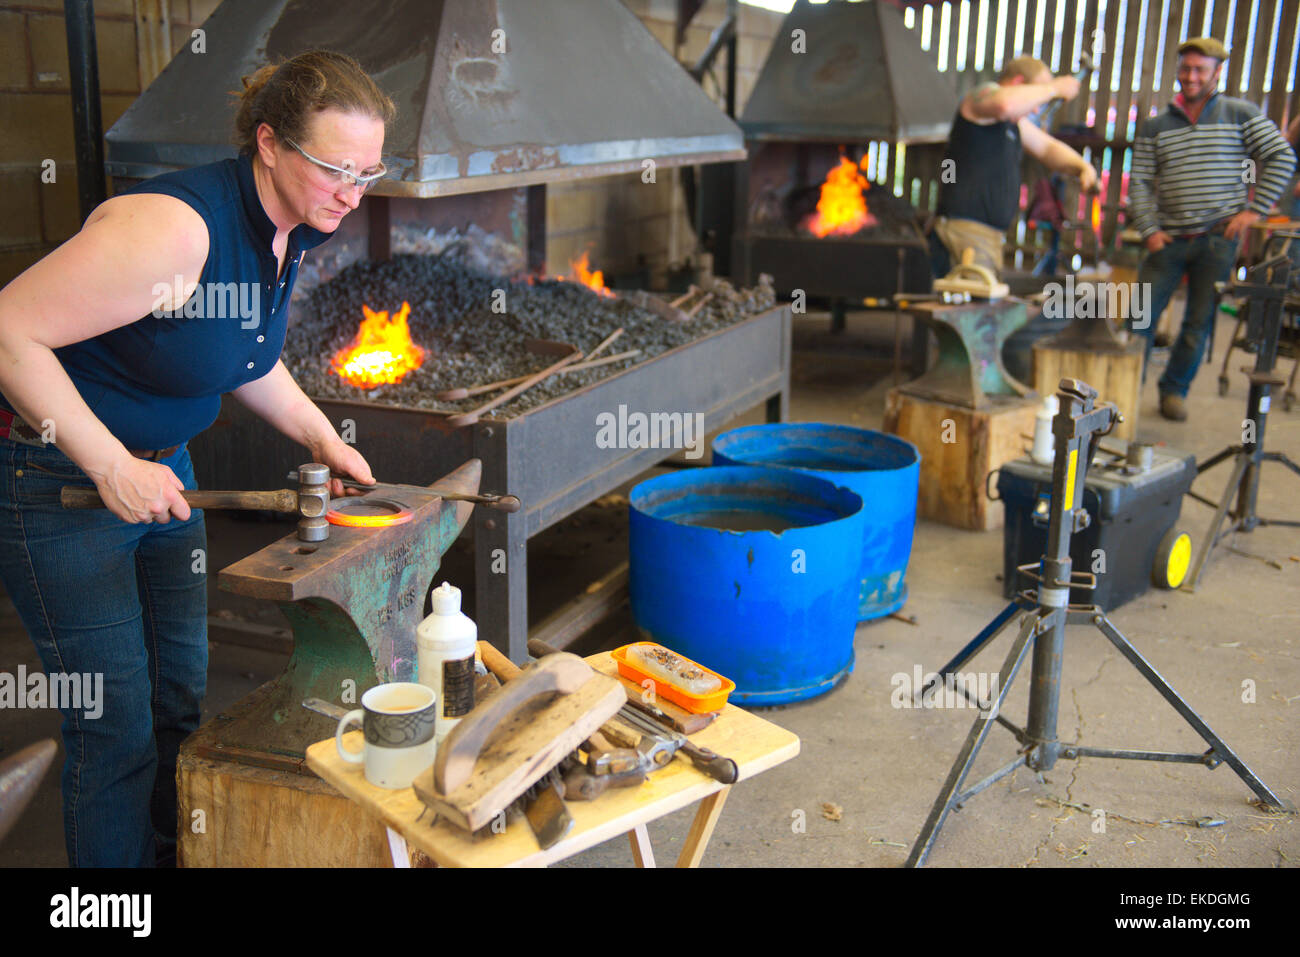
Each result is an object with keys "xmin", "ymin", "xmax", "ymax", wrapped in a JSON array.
[
  {"xmin": 883, "ymin": 388, "xmax": 1037, "ymax": 530},
  {"xmin": 1032, "ymin": 340, "xmax": 1143, "ymax": 441},
  {"xmin": 177, "ymin": 682, "xmax": 421, "ymax": 867}
]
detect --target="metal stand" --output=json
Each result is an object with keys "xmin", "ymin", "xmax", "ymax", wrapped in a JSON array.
[
  {"xmin": 906, "ymin": 378, "xmax": 1293, "ymax": 868},
  {"xmin": 1187, "ymin": 257, "xmax": 1300, "ymax": 592}
]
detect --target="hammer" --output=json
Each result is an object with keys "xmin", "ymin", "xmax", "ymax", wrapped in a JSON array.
[{"xmin": 61, "ymin": 462, "xmax": 332, "ymax": 542}]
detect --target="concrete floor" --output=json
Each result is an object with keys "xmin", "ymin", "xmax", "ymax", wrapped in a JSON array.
[{"xmin": 2, "ymin": 306, "xmax": 1296, "ymax": 867}]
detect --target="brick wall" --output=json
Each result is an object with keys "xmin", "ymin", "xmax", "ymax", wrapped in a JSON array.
[
  {"xmin": 0, "ymin": 0, "xmax": 221, "ymax": 285},
  {"xmin": 0, "ymin": 0, "xmax": 783, "ymax": 289}
]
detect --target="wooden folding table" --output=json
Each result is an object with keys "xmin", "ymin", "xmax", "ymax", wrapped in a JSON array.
[{"xmin": 305, "ymin": 652, "xmax": 800, "ymax": 867}]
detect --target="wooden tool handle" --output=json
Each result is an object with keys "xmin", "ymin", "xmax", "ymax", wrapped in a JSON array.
[
  {"xmin": 478, "ymin": 641, "xmax": 520, "ymax": 681},
  {"xmin": 434, "ymin": 653, "xmax": 593, "ymax": 794},
  {"xmin": 61, "ymin": 486, "xmax": 299, "ymax": 513}
]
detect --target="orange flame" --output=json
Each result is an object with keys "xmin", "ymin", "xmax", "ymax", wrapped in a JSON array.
[
  {"xmin": 559, "ymin": 251, "xmax": 614, "ymax": 297},
  {"xmin": 806, "ymin": 155, "xmax": 877, "ymax": 238},
  {"xmin": 1090, "ymin": 195, "xmax": 1101, "ymax": 233},
  {"xmin": 330, "ymin": 301, "xmax": 426, "ymax": 389}
]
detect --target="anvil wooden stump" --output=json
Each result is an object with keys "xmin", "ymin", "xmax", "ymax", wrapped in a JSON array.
[
  {"xmin": 194, "ymin": 458, "xmax": 481, "ymax": 767},
  {"xmin": 1032, "ymin": 316, "xmax": 1143, "ymax": 441}
]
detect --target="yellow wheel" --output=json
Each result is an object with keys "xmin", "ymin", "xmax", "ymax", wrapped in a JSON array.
[{"xmin": 1153, "ymin": 528, "xmax": 1192, "ymax": 589}]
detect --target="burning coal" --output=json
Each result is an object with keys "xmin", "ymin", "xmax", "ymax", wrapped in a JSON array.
[
  {"xmin": 558, "ymin": 251, "xmax": 614, "ymax": 297},
  {"xmin": 285, "ymin": 253, "xmax": 775, "ymax": 417},
  {"xmin": 805, "ymin": 155, "xmax": 878, "ymax": 238},
  {"xmin": 330, "ymin": 301, "xmax": 426, "ymax": 389}
]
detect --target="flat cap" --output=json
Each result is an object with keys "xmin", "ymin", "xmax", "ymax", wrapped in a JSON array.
[{"xmin": 1178, "ymin": 36, "xmax": 1229, "ymax": 59}]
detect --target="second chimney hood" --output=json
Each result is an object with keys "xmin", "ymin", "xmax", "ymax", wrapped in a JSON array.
[
  {"xmin": 740, "ymin": 0, "xmax": 958, "ymax": 145},
  {"xmin": 105, "ymin": 0, "xmax": 746, "ymax": 197}
]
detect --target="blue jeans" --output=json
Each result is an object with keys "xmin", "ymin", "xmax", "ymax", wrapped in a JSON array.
[
  {"xmin": 0, "ymin": 438, "xmax": 207, "ymax": 867},
  {"xmin": 1133, "ymin": 232, "xmax": 1239, "ymax": 399}
]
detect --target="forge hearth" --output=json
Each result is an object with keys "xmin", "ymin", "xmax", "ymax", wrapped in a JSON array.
[
  {"xmin": 746, "ymin": 146, "xmax": 925, "ymax": 244},
  {"xmin": 283, "ymin": 252, "xmax": 775, "ymax": 417},
  {"xmin": 193, "ymin": 254, "xmax": 789, "ymax": 660},
  {"xmin": 732, "ymin": 142, "xmax": 931, "ymax": 300}
]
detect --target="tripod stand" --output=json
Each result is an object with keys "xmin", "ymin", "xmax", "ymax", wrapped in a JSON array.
[
  {"xmin": 906, "ymin": 378, "xmax": 1292, "ymax": 868},
  {"xmin": 1187, "ymin": 255, "xmax": 1300, "ymax": 591}
]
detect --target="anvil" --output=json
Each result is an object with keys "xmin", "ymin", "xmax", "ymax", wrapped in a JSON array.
[
  {"xmin": 199, "ymin": 459, "xmax": 481, "ymax": 767},
  {"xmin": 905, "ymin": 300, "xmax": 1036, "ymax": 408}
]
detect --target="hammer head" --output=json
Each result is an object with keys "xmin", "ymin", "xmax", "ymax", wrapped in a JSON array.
[{"xmin": 296, "ymin": 463, "xmax": 331, "ymax": 542}]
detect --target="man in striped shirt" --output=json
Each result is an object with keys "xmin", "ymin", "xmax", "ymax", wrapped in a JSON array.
[{"xmin": 1128, "ymin": 37, "xmax": 1295, "ymax": 421}]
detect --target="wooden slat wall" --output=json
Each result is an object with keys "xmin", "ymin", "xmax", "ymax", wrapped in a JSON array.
[
  {"xmin": 1133, "ymin": 0, "xmax": 1166, "ymax": 132},
  {"xmin": 1271, "ymin": 1, "xmax": 1297, "ymax": 122},
  {"xmin": 1248, "ymin": 0, "xmax": 1278, "ymax": 105},
  {"xmin": 1104, "ymin": 0, "xmax": 1144, "ymax": 248},
  {"xmin": 894, "ymin": 0, "xmax": 1298, "ymax": 269},
  {"xmin": 1159, "ymin": 0, "xmax": 1188, "ymax": 113},
  {"xmin": 1225, "ymin": 2, "xmax": 1253, "ymax": 96},
  {"xmin": 1210, "ymin": 0, "xmax": 1232, "ymax": 44}
]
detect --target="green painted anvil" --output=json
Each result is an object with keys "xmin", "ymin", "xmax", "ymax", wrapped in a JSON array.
[
  {"xmin": 905, "ymin": 300, "xmax": 1036, "ymax": 408},
  {"xmin": 206, "ymin": 459, "xmax": 481, "ymax": 763}
]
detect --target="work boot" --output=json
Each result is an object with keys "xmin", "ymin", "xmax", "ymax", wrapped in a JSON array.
[{"xmin": 1159, "ymin": 393, "xmax": 1187, "ymax": 421}]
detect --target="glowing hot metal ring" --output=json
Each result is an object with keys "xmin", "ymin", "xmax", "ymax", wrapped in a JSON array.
[{"xmin": 325, "ymin": 497, "xmax": 414, "ymax": 528}]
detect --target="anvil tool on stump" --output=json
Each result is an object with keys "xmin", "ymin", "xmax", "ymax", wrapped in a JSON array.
[
  {"xmin": 197, "ymin": 458, "xmax": 482, "ymax": 769},
  {"xmin": 905, "ymin": 299, "xmax": 1035, "ymax": 409}
]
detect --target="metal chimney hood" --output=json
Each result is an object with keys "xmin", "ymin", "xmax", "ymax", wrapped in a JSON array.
[
  {"xmin": 105, "ymin": 0, "xmax": 746, "ymax": 197},
  {"xmin": 740, "ymin": 0, "xmax": 958, "ymax": 144}
]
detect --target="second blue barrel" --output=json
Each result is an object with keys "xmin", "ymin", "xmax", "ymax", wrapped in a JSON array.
[
  {"xmin": 629, "ymin": 466, "xmax": 865, "ymax": 705},
  {"xmin": 713, "ymin": 423, "xmax": 920, "ymax": 620}
]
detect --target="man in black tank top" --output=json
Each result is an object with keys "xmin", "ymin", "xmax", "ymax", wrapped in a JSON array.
[{"xmin": 931, "ymin": 56, "xmax": 1098, "ymax": 278}]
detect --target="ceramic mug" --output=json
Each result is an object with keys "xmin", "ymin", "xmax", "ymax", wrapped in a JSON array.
[{"xmin": 335, "ymin": 682, "xmax": 438, "ymax": 789}]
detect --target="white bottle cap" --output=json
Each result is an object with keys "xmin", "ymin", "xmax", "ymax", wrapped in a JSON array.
[{"xmin": 430, "ymin": 581, "xmax": 462, "ymax": 614}]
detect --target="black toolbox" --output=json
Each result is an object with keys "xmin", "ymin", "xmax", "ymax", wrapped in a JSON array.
[{"xmin": 996, "ymin": 442, "xmax": 1196, "ymax": 611}]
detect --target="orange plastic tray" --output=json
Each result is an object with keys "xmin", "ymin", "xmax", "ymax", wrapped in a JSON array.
[{"xmin": 611, "ymin": 642, "xmax": 735, "ymax": 713}]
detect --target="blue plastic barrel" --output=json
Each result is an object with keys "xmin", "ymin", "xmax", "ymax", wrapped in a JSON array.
[
  {"xmin": 712, "ymin": 423, "xmax": 920, "ymax": 620},
  {"xmin": 629, "ymin": 466, "xmax": 865, "ymax": 705}
]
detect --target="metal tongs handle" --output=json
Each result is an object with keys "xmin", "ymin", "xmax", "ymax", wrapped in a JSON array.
[{"xmin": 286, "ymin": 471, "xmax": 521, "ymax": 512}]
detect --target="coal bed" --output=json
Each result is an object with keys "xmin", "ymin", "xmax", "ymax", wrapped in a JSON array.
[{"xmin": 284, "ymin": 251, "xmax": 776, "ymax": 416}]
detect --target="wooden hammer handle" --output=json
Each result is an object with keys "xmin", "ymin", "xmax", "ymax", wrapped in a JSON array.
[
  {"xmin": 478, "ymin": 641, "xmax": 520, "ymax": 681},
  {"xmin": 61, "ymin": 486, "xmax": 299, "ymax": 513}
]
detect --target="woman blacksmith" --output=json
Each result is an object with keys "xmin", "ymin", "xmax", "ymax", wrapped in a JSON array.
[{"xmin": 0, "ymin": 51, "xmax": 387, "ymax": 866}]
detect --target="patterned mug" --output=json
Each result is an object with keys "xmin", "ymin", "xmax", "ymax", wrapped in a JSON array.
[{"xmin": 335, "ymin": 682, "xmax": 438, "ymax": 789}]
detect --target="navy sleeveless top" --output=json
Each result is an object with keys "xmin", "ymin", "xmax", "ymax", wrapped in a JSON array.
[
  {"xmin": 7, "ymin": 153, "xmax": 331, "ymax": 450},
  {"xmin": 935, "ymin": 91, "xmax": 1024, "ymax": 232}
]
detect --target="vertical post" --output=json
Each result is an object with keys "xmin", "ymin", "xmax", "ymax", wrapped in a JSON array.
[
  {"xmin": 527, "ymin": 184, "xmax": 547, "ymax": 276},
  {"xmin": 1025, "ymin": 382, "xmax": 1097, "ymax": 768},
  {"xmin": 64, "ymin": 0, "xmax": 107, "ymax": 221},
  {"xmin": 830, "ymin": 298, "xmax": 847, "ymax": 334},
  {"xmin": 724, "ymin": 0, "xmax": 738, "ymax": 118},
  {"xmin": 1236, "ymin": 269, "xmax": 1285, "ymax": 530},
  {"xmin": 732, "ymin": 150, "xmax": 751, "ymax": 285},
  {"xmin": 473, "ymin": 423, "xmax": 528, "ymax": 662},
  {"xmin": 368, "ymin": 195, "xmax": 391, "ymax": 261}
]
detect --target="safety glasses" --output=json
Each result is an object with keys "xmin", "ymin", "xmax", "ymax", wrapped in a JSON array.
[{"xmin": 283, "ymin": 136, "xmax": 387, "ymax": 192}]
